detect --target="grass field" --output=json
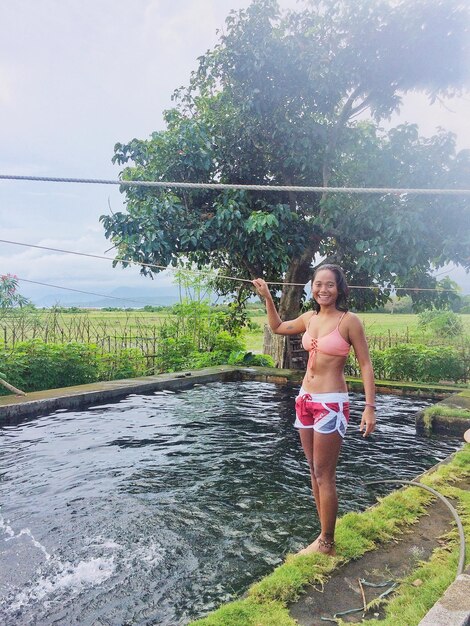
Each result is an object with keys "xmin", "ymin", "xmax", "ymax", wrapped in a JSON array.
[
  {"xmin": 243, "ymin": 312, "xmax": 470, "ymax": 353},
  {"xmin": 1, "ymin": 309, "xmax": 469, "ymax": 354}
]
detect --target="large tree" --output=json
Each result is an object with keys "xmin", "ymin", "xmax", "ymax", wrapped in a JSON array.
[{"xmin": 102, "ymin": 0, "xmax": 469, "ymax": 344}]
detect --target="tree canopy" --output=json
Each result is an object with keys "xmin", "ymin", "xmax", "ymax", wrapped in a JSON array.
[{"xmin": 101, "ymin": 0, "xmax": 469, "ymax": 318}]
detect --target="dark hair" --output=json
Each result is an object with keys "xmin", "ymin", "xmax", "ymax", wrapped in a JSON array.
[{"xmin": 311, "ymin": 264, "xmax": 349, "ymax": 312}]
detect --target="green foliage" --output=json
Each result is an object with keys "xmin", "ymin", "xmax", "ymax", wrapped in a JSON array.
[
  {"xmin": 98, "ymin": 348, "xmax": 147, "ymax": 380},
  {"xmin": 418, "ymin": 309, "xmax": 464, "ymax": 338},
  {"xmin": 102, "ymin": 0, "xmax": 469, "ymax": 321},
  {"xmin": 368, "ymin": 350, "xmax": 387, "ymax": 381},
  {"xmin": 0, "ymin": 274, "xmax": 30, "ymax": 310},
  {"xmin": 228, "ymin": 351, "xmax": 275, "ymax": 367},
  {"xmin": 187, "ymin": 350, "xmax": 229, "ymax": 369},
  {"xmin": 348, "ymin": 343, "xmax": 465, "ymax": 383},
  {"xmin": 0, "ymin": 341, "xmax": 149, "ymax": 394},
  {"xmin": 211, "ymin": 331, "xmax": 245, "ymax": 353},
  {"xmin": 381, "ymin": 344, "xmax": 463, "ymax": 383},
  {"xmin": 153, "ymin": 334, "xmax": 195, "ymax": 373},
  {"xmin": 155, "ymin": 329, "xmax": 246, "ymax": 373},
  {"xmin": 0, "ymin": 340, "xmax": 100, "ymax": 393},
  {"xmin": 0, "ymin": 301, "xmax": 254, "ymax": 389}
]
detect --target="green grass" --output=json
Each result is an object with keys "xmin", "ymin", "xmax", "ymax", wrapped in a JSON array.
[
  {"xmin": 422, "ymin": 404, "xmax": 470, "ymax": 431},
  {"xmin": 363, "ymin": 482, "xmax": 470, "ymax": 626},
  {"xmin": 243, "ymin": 312, "xmax": 470, "ymax": 353},
  {"xmin": 2, "ymin": 309, "xmax": 468, "ymax": 355},
  {"xmin": 424, "ymin": 405, "xmax": 470, "ymax": 420},
  {"xmin": 188, "ymin": 447, "xmax": 470, "ymax": 626}
]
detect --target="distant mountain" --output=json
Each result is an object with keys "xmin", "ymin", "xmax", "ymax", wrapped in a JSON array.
[{"xmin": 33, "ymin": 285, "xmax": 181, "ymax": 308}]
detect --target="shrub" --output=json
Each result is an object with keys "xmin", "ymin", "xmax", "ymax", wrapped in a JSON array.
[
  {"xmin": 418, "ymin": 309, "xmax": 464, "ymax": 338},
  {"xmin": 211, "ymin": 331, "xmax": 245, "ymax": 354},
  {"xmin": 188, "ymin": 350, "xmax": 229, "ymax": 368},
  {"xmin": 99, "ymin": 348, "xmax": 147, "ymax": 380},
  {"xmin": 382, "ymin": 344, "xmax": 463, "ymax": 383},
  {"xmin": 370, "ymin": 350, "xmax": 387, "ymax": 381},
  {"xmin": 153, "ymin": 336, "xmax": 196, "ymax": 373},
  {"xmin": 414, "ymin": 345, "xmax": 464, "ymax": 383},
  {"xmin": 228, "ymin": 351, "xmax": 275, "ymax": 367},
  {"xmin": 383, "ymin": 344, "xmax": 419, "ymax": 382},
  {"xmin": 0, "ymin": 340, "xmax": 100, "ymax": 394},
  {"xmin": 346, "ymin": 343, "xmax": 465, "ymax": 383}
]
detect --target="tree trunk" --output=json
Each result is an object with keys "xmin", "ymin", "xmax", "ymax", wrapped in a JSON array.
[{"xmin": 263, "ymin": 249, "xmax": 314, "ymax": 368}]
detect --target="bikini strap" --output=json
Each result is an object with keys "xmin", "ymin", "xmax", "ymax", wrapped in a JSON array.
[
  {"xmin": 305, "ymin": 311, "xmax": 316, "ymax": 334},
  {"xmin": 337, "ymin": 311, "xmax": 348, "ymax": 328}
]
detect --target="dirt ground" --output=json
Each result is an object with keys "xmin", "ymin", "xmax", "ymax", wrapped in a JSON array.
[{"xmin": 289, "ymin": 479, "xmax": 468, "ymax": 625}]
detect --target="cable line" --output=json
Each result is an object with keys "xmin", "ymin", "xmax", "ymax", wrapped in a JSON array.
[
  {"xmin": 15, "ymin": 277, "xmax": 156, "ymax": 307},
  {"xmin": 1, "ymin": 173, "xmax": 470, "ymax": 196},
  {"xmin": 0, "ymin": 239, "xmax": 463, "ymax": 292},
  {"xmin": 0, "ymin": 239, "xmax": 462, "ymax": 292}
]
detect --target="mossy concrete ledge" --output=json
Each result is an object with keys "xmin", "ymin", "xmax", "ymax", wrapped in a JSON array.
[
  {"xmin": 419, "ymin": 566, "xmax": 470, "ymax": 626},
  {"xmin": 0, "ymin": 366, "xmax": 304, "ymax": 424},
  {"xmin": 416, "ymin": 388, "xmax": 470, "ymax": 437},
  {"xmin": 0, "ymin": 365, "xmax": 464, "ymax": 425},
  {"xmin": 0, "ymin": 366, "xmax": 242, "ymax": 424}
]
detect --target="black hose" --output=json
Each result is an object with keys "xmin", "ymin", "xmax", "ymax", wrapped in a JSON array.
[{"xmin": 365, "ymin": 479, "xmax": 466, "ymax": 578}]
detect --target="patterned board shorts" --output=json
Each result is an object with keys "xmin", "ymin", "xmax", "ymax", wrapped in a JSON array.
[{"xmin": 294, "ymin": 389, "xmax": 350, "ymax": 438}]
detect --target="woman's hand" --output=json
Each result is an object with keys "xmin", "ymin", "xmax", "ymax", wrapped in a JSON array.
[
  {"xmin": 359, "ymin": 406, "xmax": 376, "ymax": 437},
  {"xmin": 252, "ymin": 278, "xmax": 271, "ymax": 300}
]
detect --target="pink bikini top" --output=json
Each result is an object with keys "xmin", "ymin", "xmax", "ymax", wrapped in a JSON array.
[{"xmin": 302, "ymin": 312, "xmax": 350, "ymax": 370}]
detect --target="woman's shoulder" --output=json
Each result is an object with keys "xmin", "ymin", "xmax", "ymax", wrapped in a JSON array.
[
  {"xmin": 342, "ymin": 311, "xmax": 362, "ymax": 327},
  {"xmin": 299, "ymin": 309, "xmax": 315, "ymax": 329},
  {"xmin": 301, "ymin": 310, "xmax": 316, "ymax": 322},
  {"xmin": 342, "ymin": 311, "xmax": 367, "ymax": 337}
]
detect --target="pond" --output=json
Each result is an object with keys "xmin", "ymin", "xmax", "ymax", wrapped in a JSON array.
[{"xmin": 0, "ymin": 381, "xmax": 462, "ymax": 625}]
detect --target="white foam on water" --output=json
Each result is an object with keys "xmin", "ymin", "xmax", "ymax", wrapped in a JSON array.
[
  {"xmin": 132, "ymin": 541, "xmax": 165, "ymax": 567},
  {"xmin": 0, "ymin": 515, "xmax": 51, "ymax": 560},
  {"xmin": 101, "ymin": 540, "xmax": 123, "ymax": 550},
  {"xmin": 0, "ymin": 515, "xmax": 15, "ymax": 538},
  {"xmin": 6, "ymin": 556, "xmax": 116, "ymax": 613}
]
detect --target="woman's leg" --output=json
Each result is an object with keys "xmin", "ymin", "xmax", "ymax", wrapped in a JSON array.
[
  {"xmin": 298, "ymin": 428, "xmax": 321, "ymax": 518},
  {"xmin": 313, "ymin": 431, "xmax": 343, "ymax": 553},
  {"xmin": 298, "ymin": 430, "xmax": 342, "ymax": 555}
]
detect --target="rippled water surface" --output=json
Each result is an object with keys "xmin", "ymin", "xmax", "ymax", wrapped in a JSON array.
[{"xmin": 0, "ymin": 382, "xmax": 462, "ymax": 625}]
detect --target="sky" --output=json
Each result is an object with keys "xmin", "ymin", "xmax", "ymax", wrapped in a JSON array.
[{"xmin": 1, "ymin": 0, "xmax": 469, "ymax": 305}]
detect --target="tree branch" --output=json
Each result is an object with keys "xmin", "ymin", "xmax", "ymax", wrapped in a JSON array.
[{"xmin": 322, "ymin": 85, "xmax": 365, "ymax": 189}]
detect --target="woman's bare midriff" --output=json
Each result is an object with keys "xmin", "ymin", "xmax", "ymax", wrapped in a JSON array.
[{"xmin": 301, "ymin": 354, "xmax": 348, "ymax": 394}]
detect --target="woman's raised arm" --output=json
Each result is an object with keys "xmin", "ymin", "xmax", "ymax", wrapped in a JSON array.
[{"xmin": 252, "ymin": 278, "xmax": 309, "ymax": 336}]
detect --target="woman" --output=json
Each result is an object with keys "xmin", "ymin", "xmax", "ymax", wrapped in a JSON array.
[{"xmin": 252, "ymin": 264, "xmax": 376, "ymax": 556}]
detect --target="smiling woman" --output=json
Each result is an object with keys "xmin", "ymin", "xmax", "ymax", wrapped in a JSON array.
[{"xmin": 253, "ymin": 264, "xmax": 376, "ymax": 556}]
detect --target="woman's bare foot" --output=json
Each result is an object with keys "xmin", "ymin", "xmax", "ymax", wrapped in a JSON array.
[
  {"xmin": 317, "ymin": 536, "xmax": 336, "ymax": 556},
  {"xmin": 297, "ymin": 536, "xmax": 320, "ymax": 555},
  {"xmin": 297, "ymin": 535, "xmax": 336, "ymax": 556}
]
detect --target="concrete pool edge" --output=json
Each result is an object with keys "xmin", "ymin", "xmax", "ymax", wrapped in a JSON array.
[
  {"xmin": 416, "ymin": 388, "xmax": 470, "ymax": 438},
  {"xmin": 0, "ymin": 365, "xmax": 464, "ymax": 424}
]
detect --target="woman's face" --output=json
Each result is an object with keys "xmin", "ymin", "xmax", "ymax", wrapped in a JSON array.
[{"xmin": 312, "ymin": 269, "xmax": 338, "ymax": 307}]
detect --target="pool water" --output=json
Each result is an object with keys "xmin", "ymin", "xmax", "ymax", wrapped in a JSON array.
[{"xmin": 0, "ymin": 381, "xmax": 462, "ymax": 625}]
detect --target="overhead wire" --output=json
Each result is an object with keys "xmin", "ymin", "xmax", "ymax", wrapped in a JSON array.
[
  {"xmin": 14, "ymin": 277, "xmax": 159, "ymax": 307},
  {"xmin": 1, "ymin": 173, "xmax": 470, "ymax": 196},
  {"xmin": 0, "ymin": 239, "xmax": 464, "ymax": 293}
]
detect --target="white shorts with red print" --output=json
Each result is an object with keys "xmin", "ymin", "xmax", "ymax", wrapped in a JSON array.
[{"xmin": 294, "ymin": 390, "xmax": 350, "ymax": 438}]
